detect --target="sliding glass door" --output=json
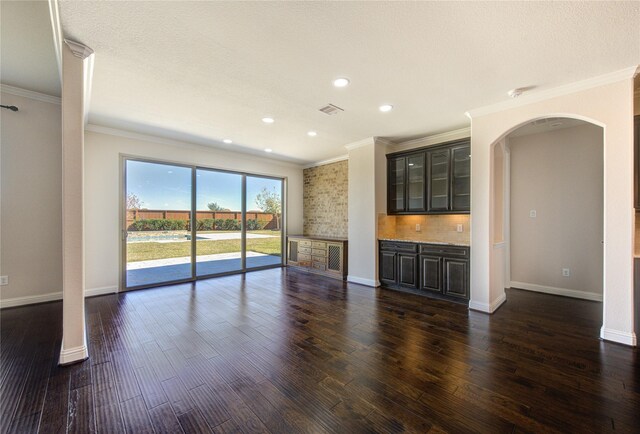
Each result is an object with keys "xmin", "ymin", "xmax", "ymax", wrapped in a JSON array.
[
  {"xmin": 125, "ymin": 160, "xmax": 193, "ymax": 287},
  {"xmin": 246, "ymin": 176, "xmax": 283, "ymax": 269},
  {"xmin": 123, "ymin": 158, "xmax": 285, "ymax": 290},
  {"xmin": 195, "ymin": 169, "xmax": 243, "ymax": 276}
]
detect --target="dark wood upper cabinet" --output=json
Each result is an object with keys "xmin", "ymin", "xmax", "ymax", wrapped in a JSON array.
[
  {"xmin": 388, "ymin": 157, "xmax": 406, "ymax": 213},
  {"xmin": 450, "ymin": 144, "xmax": 471, "ymax": 211},
  {"xmin": 427, "ymin": 147, "xmax": 450, "ymax": 212},
  {"xmin": 407, "ymin": 153, "xmax": 426, "ymax": 212},
  {"xmin": 387, "ymin": 139, "xmax": 470, "ymax": 215}
]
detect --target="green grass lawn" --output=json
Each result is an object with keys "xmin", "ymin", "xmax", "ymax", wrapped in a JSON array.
[{"xmin": 126, "ymin": 232, "xmax": 282, "ymax": 262}]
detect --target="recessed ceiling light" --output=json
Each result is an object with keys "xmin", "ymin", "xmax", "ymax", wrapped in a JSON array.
[
  {"xmin": 379, "ymin": 104, "xmax": 393, "ymax": 112},
  {"xmin": 333, "ymin": 78, "xmax": 350, "ymax": 88},
  {"xmin": 264, "ymin": 148, "xmax": 273, "ymax": 153},
  {"xmin": 223, "ymin": 139, "xmax": 232, "ymax": 144},
  {"xmin": 307, "ymin": 131, "xmax": 317, "ymax": 137},
  {"xmin": 262, "ymin": 117, "xmax": 274, "ymax": 124}
]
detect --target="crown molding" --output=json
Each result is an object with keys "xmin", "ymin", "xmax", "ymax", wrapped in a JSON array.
[
  {"xmin": 466, "ymin": 65, "xmax": 640, "ymax": 119},
  {"xmin": 0, "ymin": 84, "xmax": 61, "ymax": 104},
  {"xmin": 85, "ymin": 124, "xmax": 306, "ymax": 169},
  {"xmin": 64, "ymin": 39, "xmax": 95, "ymax": 60},
  {"xmin": 48, "ymin": 0, "xmax": 63, "ymax": 81},
  {"xmin": 344, "ymin": 137, "xmax": 375, "ymax": 151},
  {"xmin": 388, "ymin": 127, "xmax": 470, "ymax": 153},
  {"xmin": 303, "ymin": 154, "xmax": 349, "ymax": 169},
  {"xmin": 374, "ymin": 137, "xmax": 394, "ymax": 147}
]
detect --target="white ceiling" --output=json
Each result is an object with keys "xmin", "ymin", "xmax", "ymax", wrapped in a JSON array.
[
  {"xmin": 3, "ymin": 2, "xmax": 639, "ymax": 165},
  {"xmin": 1, "ymin": 1, "xmax": 60, "ymax": 96}
]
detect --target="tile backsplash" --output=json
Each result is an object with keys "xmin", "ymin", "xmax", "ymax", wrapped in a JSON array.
[{"xmin": 378, "ymin": 213, "xmax": 471, "ymax": 245}]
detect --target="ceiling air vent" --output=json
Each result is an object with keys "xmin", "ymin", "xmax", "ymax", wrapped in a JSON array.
[{"xmin": 319, "ymin": 104, "xmax": 344, "ymax": 115}]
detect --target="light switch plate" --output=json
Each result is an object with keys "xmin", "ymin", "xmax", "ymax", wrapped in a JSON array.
[
  {"xmin": 0, "ymin": 276, "xmax": 8, "ymax": 286},
  {"xmin": 529, "ymin": 210, "xmax": 537, "ymax": 218},
  {"xmin": 456, "ymin": 224, "xmax": 463, "ymax": 232},
  {"xmin": 415, "ymin": 224, "xmax": 421, "ymax": 232}
]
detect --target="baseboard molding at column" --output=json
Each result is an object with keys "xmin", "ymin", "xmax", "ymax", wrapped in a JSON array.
[
  {"xmin": 347, "ymin": 276, "xmax": 380, "ymax": 287},
  {"xmin": 59, "ymin": 340, "xmax": 88, "ymax": 365},
  {"xmin": 469, "ymin": 293, "xmax": 507, "ymax": 314},
  {"xmin": 600, "ymin": 327, "xmax": 637, "ymax": 346}
]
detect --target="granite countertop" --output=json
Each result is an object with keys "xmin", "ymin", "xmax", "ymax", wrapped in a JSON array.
[
  {"xmin": 378, "ymin": 238, "xmax": 470, "ymax": 247},
  {"xmin": 288, "ymin": 235, "xmax": 348, "ymax": 242}
]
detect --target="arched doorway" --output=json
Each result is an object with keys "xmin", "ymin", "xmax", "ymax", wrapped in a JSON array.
[{"xmin": 490, "ymin": 117, "xmax": 604, "ymax": 330}]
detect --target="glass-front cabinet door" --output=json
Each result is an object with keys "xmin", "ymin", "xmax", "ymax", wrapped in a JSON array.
[
  {"xmin": 451, "ymin": 144, "xmax": 471, "ymax": 211},
  {"xmin": 427, "ymin": 148, "xmax": 450, "ymax": 212},
  {"xmin": 407, "ymin": 153, "xmax": 425, "ymax": 212},
  {"xmin": 389, "ymin": 157, "xmax": 406, "ymax": 212}
]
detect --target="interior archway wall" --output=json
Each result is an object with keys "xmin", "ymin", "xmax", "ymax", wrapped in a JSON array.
[{"xmin": 469, "ymin": 77, "xmax": 637, "ymax": 346}]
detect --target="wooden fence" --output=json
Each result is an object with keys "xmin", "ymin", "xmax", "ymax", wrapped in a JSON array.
[{"xmin": 127, "ymin": 209, "xmax": 279, "ymax": 230}]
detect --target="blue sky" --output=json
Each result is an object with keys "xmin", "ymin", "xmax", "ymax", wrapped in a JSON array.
[{"xmin": 126, "ymin": 160, "xmax": 281, "ymax": 211}]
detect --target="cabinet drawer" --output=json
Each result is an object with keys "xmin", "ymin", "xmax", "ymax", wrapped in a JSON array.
[
  {"xmin": 312, "ymin": 262, "xmax": 326, "ymax": 271},
  {"xmin": 312, "ymin": 241, "xmax": 327, "ymax": 249},
  {"xmin": 312, "ymin": 248, "xmax": 326, "ymax": 257},
  {"xmin": 297, "ymin": 253, "xmax": 311, "ymax": 262},
  {"xmin": 298, "ymin": 246, "xmax": 312, "ymax": 254},
  {"xmin": 312, "ymin": 255, "xmax": 326, "ymax": 264},
  {"xmin": 298, "ymin": 240, "xmax": 312, "ymax": 247},
  {"xmin": 380, "ymin": 241, "xmax": 418, "ymax": 253},
  {"xmin": 419, "ymin": 244, "xmax": 468, "ymax": 257}
]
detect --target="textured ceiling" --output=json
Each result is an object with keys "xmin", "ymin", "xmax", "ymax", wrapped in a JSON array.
[
  {"xmin": 1, "ymin": 1, "xmax": 60, "ymax": 96},
  {"xmin": 54, "ymin": 1, "xmax": 640, "ymax": 164}
]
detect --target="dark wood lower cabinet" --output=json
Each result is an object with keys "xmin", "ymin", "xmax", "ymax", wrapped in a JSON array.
[
  {"xmin": 420, "ymin": 256, "xmax": 441, "ymax": 292},
  {"xmin": 380, "ymin": 240, "xmax": 469, "ymax": 303},
  {"xmin": 379, "ymin": 250, "xmax": 397, "ymax": 285},
  {"xmin": 398, "ymin": 254, "xmax": 418, "ymax": 288},
  {"xmin": 443, "ymin": 258, "xmax": 469, "ymax": 299}
]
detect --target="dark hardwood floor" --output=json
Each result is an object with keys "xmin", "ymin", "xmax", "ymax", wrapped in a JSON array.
[{"xmin": 1, "ymin": 268, "xmax": 638, "ymax": 433}]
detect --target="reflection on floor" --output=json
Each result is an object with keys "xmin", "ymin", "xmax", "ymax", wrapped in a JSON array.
[{"xmin": 126, "ymin": 254, "xmax": 282, "ymax": 287}]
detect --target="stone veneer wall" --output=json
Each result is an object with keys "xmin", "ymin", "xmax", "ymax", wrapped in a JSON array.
[
  {"xmin": 303, "ymin": 160, "xmax": 348, "ymax": 237},
  {"xmin": 378, "ymin": 213, "xmax": 471, "ymax": 245}
]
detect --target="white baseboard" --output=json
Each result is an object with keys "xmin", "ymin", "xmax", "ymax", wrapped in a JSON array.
[
  {"xmin": 600, "ymin": 327, "xmax": 637, "ymax": 346},
  {"xmin": 0, "ymin": 291, "xmax": 63, "ymax": 309},
  {"xmin": 510, "ymin": 281, "xmax": 603, "ymax": 302},
  {"xmin": 469, "ymin": 292, "xmax": 507, "ymax": 314},
  {"xmin": 59, "ymin": 339, "xmax": 89, "ymax": 365},
  {"xmin": 1, "ymin": 286, "xmax": 119, "ymax": 308},
  {"xmin": 347, "ymin": 276, "xmax": 380, "ymax": 287},
  {"xmin": 85, "ymin": 286, "xmax": 118, "ymax": 298}
]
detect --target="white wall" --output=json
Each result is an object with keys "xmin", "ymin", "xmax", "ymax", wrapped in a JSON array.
[
  {"xmin": 509, "ymin": 124, "xmax": 603, "ymax": 299},
  {"xmin": 0, "ymin": 90, "xmax": 62, "ymax": 307},
  {"xmin": 469, "ymin": 73, "xmax": 636, "ymax": 346},
  {"xmin": 84, "ymin": 128, "xmax": 303, "ymax": 292},
  {"xmin": 346, "ymin": 138, "xmax": 384, "ymax": 286}
]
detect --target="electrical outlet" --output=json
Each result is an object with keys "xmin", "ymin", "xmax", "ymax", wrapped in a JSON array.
[
  {"xmin": 0, "ymin": 276, "xmax": 8, "ymax": 286},
  {"xmin": 562, "ymin": 268, "xmax": 570, "ymax": 277},
  {"xmin": 415, "ymin": 224, "xmax": 421, "ymax": 232},
  {"xmin": 456, "ymin": 224, "xmax": 463, "ymax": 232},
  {"xmin": 529, "ymin": 210, "xmax": 537, "ymax": 218}
]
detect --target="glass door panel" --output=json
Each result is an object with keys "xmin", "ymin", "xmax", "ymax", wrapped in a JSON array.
[
  {"xmin": 125, "ymin": 160, "xmax": 193, "ymax": 288},
  {"xmin": 451, "ymin": 145, "xmax": 471, "ymax": 211},
  {"xmin": 407, "ymin": 153, "xmax": 425, "ymax": 211},
  {"xmin": 245, "ymin": 176, "xmax": 283, "ymax": 268},
  {"xmin": 428, "ymin": 149, "xmax": 450, "ymax": 211},
  {"xmin": 389, "ymin": 157, "xmax": 406, "ymax": 212},
  {"xmin": 196, "ymin": 169, "xmax": 243, "ymax": 276}
]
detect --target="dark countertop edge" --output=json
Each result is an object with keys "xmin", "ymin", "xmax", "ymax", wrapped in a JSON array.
[
  {"xmin": 378, "ymin": 238, "xmax": 470, "ymax": 247},
  {"xmin": 288, "ymin": 235, "xmax": 348, "ymax": 242}
]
